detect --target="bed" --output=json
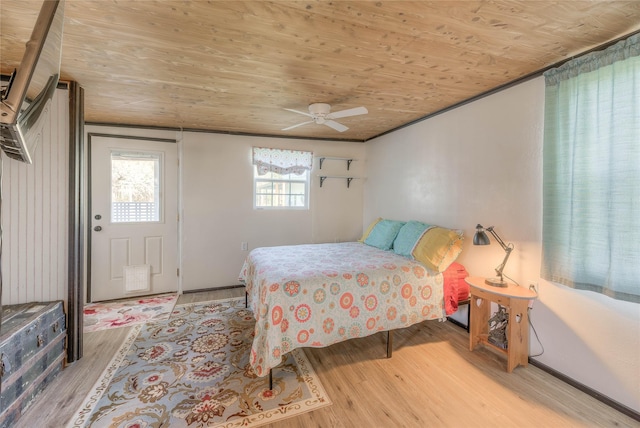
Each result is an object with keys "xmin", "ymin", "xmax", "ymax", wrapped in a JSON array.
[{"xmin": 238, "ymin": 220, "xmax": 468, "ymax": 378}]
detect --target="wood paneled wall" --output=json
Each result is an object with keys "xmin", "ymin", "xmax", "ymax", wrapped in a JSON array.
[{"xmin": 1, "ymin": 88, "xmax": 69, "ymax": 305}]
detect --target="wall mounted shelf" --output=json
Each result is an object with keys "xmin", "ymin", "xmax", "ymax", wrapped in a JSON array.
[
  {"xmin": 317, "ymin": 156, "xmax": 356, "ymax": 170},
  {"xmin": 318, "ymin": 175, "xmax": 360, "ymax": 188},
  {"xmin": 316, "ymin": 156, "xmax": 361, "ymax": 188}
]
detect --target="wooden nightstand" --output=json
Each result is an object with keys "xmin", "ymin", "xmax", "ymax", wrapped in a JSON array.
[{"xmin": 465, "ymin": 276, "xmax": 537, "ymax": 372}]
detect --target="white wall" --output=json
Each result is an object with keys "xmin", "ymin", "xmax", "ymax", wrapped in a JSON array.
[
  {"xmin": 2, "ymin": 88, "xmax": 69, "ymax": 305},
  {"xmin": 82, "ymin": 127, "xmax": 365, "ymax": 294},
  {"xmin": 364, "ymin": 77, "xmax": 640, "ymax": 412},
  {"xmin": 181, "ymin": 132, "xmax": 365, "ymax": 291}
]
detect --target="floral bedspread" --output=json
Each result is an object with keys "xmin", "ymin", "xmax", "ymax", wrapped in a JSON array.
[{"xmin": 238, "ymin": 242, "xmax": 446, "ymax": 376}]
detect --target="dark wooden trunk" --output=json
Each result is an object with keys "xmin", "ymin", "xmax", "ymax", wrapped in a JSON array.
[{"xmin": 0, "ymin": 301, "xmax": 66, "ymax": 427}]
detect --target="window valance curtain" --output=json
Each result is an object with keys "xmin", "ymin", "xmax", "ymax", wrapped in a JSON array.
[
  {"xmin": 252, "ymin": 147, "xmax": 313, "ymax": 176},
  {"xmin": 542, "ymin": 33, "xmax": 640, "ymax": 303}
]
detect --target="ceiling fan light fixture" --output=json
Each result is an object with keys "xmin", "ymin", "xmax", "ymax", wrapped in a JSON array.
[
  {"xmin": 282, "ymin": 102, "xmax": 368, "ymax": 133},
  {"xmin": 308, "ymin": 103, "xmax": 331, "ymax": 116}
]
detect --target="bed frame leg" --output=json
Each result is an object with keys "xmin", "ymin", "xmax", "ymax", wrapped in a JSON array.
[
  {"xmin": 268, "ymin": 369, "xmax": 273, "ymax": 390},
  {"xmin": 387, "ymin": 330, "xmax": 393, "ymax": 358},
  {"xmin": 245, "ymin": 292, "xmax": 248, "ymax": 308}
]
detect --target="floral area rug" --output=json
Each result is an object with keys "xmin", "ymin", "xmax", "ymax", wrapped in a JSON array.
[
  {"xmin": 69, "ymin": 298, "xmax": 331, "ymax": 427},
  {"xmin": 83, "ymin": 294, "xmax": 179, "ymax": 333}
]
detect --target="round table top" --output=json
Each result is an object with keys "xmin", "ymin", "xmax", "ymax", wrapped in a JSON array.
[{"xmin": 465, "ymin": 276, "xmax": 538, "ymax": 300}]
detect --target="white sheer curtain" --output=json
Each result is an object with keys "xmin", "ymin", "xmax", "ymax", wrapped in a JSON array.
[
  {"xmin": 542, "ymin": 33, "xmax": 640, "ymax": 302},
  {"xmin": 252, "ymin": 147, "xmax": 313, "ymax": 176}
]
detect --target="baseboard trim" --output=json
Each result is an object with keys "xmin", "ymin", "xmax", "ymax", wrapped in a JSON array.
[
  {"xmin": 528, "ymin": 358, "xmax": 639, "ymax": 422},
  {"xmin": 447, "ymin": 317, "xmax": 469, "ymax": 332},
  {"xmin": 182, "ymin": 284, "xmax": 245, "ymax": 295}
]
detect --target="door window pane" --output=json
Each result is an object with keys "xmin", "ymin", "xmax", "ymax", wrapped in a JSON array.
[{"xmin": 111, "ymin": 151, "xmax": 162, "ymax": 222}]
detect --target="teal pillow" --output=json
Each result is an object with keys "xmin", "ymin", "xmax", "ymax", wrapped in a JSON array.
[
  {"xmin": 393, "ymin": 221, "xmax": 430, "ymax": 257},
  {"xmin": 364, "ymin": 219, "xmax": 406, "ymax": 250}
]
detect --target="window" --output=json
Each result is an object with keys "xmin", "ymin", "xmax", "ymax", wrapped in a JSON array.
[
  {"xmin": 254, "ymin": 168, "xmax": 309, "ymax": 209},
  {"xmin": 542, "ymin": 34, "xmax": 639, "ymax": 303},
  {"xmin": 111, "ymin": 150, "xmax": 162, "ymax": 222},
  {"xmin": 252, "ymin": 147, "xmax": 312, "ymax": 209}
]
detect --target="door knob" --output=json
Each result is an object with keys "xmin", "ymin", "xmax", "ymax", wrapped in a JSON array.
[{"xmin": 94, "ymin": 226, "xmax": 102, "ymax": 232}]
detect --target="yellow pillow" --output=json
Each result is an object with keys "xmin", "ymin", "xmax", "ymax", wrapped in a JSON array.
[
  {"xmin": 411, "ymin": 226, "xmax": 464, "ymax": 272},
  {"xmin": 358, "ymin": 217, "xmax": 382, "ymax": 242}
]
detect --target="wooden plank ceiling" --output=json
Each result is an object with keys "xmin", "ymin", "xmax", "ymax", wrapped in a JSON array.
[{"xmin": 2, "ymin": 1, "xmax": 639, "ymax": 142}]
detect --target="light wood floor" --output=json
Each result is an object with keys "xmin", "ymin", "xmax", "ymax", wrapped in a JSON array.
[{"xmin": 17, "ymin": 288, "xmax": 637, "ymax": 427}]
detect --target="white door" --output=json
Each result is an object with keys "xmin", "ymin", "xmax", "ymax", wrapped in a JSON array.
[{"xmin": 90, "ymin": 135, "xmax": 178, "ymax": 302}]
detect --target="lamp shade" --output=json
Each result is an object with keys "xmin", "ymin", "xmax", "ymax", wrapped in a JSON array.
[{"xmin": 473, "ymin": 224, "xmax": 490, "ymax": 245}]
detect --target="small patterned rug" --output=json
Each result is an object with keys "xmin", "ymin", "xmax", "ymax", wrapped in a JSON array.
[
  {"xmin": 83, "ymin": 293, "xmax": 179, "ymax": 333},
  {"xmin": 69, "ymin": 298, "xmax": 331, "ymax": 427}
]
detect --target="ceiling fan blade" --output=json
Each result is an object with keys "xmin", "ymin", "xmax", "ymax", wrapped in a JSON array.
[
  {"xmin": 327, "ymin": 106, "xmax": 368, "ymax": 119},
  {"xmin": 282, "ymin": 120, "xmax": 314, "ymax": 131},
  {"xmin": 324, "ymin": 120, "xmax": 348, "ymax": 132},
  {"xmin": 284, "ymin": 108, "xmax": 313, "ymax": 118}
]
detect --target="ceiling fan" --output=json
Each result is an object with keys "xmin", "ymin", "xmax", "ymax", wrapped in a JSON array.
[{"xmin": 282, "ymin": 103, "xmax": 368, "ymax": 132}]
